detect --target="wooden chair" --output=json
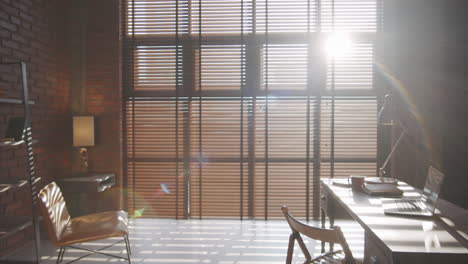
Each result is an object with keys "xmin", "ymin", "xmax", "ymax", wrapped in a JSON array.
[
  {"xmin": 37, "ymin": 182, "xmax": 131, "ymax": 264},
  {"xmin": 282, "ymin": 206, "xmax": 356, "ymax": 264}
]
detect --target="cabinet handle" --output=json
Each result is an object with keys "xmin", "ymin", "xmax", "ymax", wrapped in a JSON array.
[{"xmin": 370, "ymin": 256, "xmax": 379, "ymax": 264}]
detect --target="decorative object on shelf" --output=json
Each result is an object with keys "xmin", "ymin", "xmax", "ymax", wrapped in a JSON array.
[
  {"xmin": 73, "ymin": 116, "xmax": 95, "ymax": 172},
  {"xmin": 366, "ymin": 94, "xmax": 404, "ymax": 184},
  {"xmin": 5, "ymin": 116, "xmax": 25, "ymax": 141}
]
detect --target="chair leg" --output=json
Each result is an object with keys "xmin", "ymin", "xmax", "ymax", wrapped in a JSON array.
[
  {"xmin": 60, "ymin": 247, "xmax": 66, "ymax": 262},
  {"xmin": 286, "ymin": 233, "xmax": 295, "ymax": 264},
  {"xmin": 56, "ymin": 247, "xmax": 64, "ymax": 264},
  {"xmin": 124, "ymin": 235, "xmax": 132, "ymax": 255},
  {"xmin": 321, "ymin": 208, "xmax": 326, "ymax": 253},
  {"xmin": 296, "ymin": 233, "xmax": 312, "ymax": 261},
  {"xmin": 124, "ymin": 236, "xmax": 132, "ymax": 264}
]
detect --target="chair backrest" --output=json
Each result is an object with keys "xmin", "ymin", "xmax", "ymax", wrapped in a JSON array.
[
  {"xmin": 37, "ymin": 182, "xmax": 71, "ymax": 245},
  {"xmin": 282, "ymin": 206, "xmax": 355, "ymax": 263}
]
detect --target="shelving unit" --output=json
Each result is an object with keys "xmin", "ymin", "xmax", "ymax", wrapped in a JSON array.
[{"xmin": 0, "ymin": 62, "xmax": 41, "ymax": 263}]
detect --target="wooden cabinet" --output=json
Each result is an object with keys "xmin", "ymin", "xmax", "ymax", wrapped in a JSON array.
[{"xmin": 56, "ymin": 173, "xmax": 116, "ymax": 216}]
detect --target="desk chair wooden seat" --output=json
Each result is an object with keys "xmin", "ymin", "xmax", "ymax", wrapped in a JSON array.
[
  {"xmin": 282, "ymin": 206, "xmax": 356, "ymax": 264},
  {"xmin": 37, "ymin": 182, "xmax": 131, "ymax": 264}
]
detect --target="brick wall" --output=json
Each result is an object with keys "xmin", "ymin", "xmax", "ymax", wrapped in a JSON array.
[
  {"xmin": 0, "ymin": 0, "xmax": 70, "ymax": 256},
  {"xmin": 83, "ymin": 0, "xmax": 122, "ymax": 210}
]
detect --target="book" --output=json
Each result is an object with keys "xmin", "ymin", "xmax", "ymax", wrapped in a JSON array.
[{"xmin": 363, "ymin": 183, "xmax": 403, "ymax": 197}]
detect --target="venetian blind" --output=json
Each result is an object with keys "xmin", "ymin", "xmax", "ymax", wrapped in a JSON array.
[{"xmin": 123, "ymin": 0, "xmax": 381, "ymax": 220}]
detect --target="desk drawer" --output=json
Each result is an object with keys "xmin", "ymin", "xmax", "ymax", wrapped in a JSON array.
[{"xmin": 365, "ymin": 231, "xmax": 392, "ymax": 264}]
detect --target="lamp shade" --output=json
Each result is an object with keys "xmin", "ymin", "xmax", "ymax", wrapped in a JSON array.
[{"xmin": 73, "ymin": 116, "xmax": 95, "ymax": 147}]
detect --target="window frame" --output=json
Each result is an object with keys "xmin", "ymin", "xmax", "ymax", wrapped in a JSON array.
[{"xmin": 122, "ymin": 0, "xmax": 382, "ymax": 220}]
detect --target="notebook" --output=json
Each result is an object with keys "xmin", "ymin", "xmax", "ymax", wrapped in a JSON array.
[
  {"xmin": 382, "ymin": 166, "xmax": 446, "ymax": 217},
  {"xmin": 363, "ymin": 183, "xmax": 403, "ymax": 197}
]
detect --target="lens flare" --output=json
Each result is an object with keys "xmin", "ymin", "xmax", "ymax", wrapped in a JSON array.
[
  {"xmin": 161, "ymin": 183, "xmax": 171, "ymax": 194},
  {"xmin": 155, "ymin": 183, "xmax": 173, "ymax": 197},
  {"xmin": 131, "ymin": 208, "xmax": 145, "ymax": 219},
  {"xmin": 325, "ymin": 32, "xmax": 352, "ymax": 57},
  {"xmin": 374, "ymin": 60, "xmax": 435, "ymax": 159}
]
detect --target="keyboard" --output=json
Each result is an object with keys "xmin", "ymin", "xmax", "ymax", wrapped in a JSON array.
[{"xmin": 395, "ymin": 200, "xmax": 425, "ymax": 212}]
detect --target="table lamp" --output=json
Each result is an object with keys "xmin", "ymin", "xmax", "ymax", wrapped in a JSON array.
[
  {"xmin": 366, "ymin": 94, "xmax": 403, "ymax": 184},
  {"xmin": 73, "ymin": 116, "xmax": 94, "ymax": 171}
]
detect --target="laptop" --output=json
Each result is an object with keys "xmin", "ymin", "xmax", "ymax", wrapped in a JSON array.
[{"xmin": 382, "ymin": 166, "xmax": 446, "ymax": 217}]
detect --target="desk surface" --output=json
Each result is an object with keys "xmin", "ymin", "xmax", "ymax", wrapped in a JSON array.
[{"xmin": 321, "ymin": 179, "xmax": 468, "ymax": 256}]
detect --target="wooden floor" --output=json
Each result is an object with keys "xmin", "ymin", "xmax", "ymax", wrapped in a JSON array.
[{"xmin": 5, "ymin": 218, "xmax": 363, "ymax": 264}]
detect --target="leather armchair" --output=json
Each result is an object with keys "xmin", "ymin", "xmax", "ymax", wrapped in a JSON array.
[{"xmin": 37, "ymin": 182, "xmax": 131, "ymax": 264}]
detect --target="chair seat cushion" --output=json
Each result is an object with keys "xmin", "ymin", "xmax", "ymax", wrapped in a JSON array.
[{"xmin": 58, "ymin": 211, "xmax": 128, "ymax": 246}]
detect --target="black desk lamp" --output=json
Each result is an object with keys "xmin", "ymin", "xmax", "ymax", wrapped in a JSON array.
[{"xmin": 366, "ymin": 94, "xmax": 403, "ymax": 184}]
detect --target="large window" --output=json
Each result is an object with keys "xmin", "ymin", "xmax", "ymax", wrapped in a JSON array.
[{"xmin": 123, "ymin": 0, "xmax": 380, "ymax": 220}]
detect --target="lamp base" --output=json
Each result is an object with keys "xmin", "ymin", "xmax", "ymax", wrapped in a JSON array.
[
  {"xmin": 79, "ymin": 147, "xmax": 89, "ymax": 172},
  {"xmin": 365, "ymin": 177, "xmax": 398, "ymax": 184}
]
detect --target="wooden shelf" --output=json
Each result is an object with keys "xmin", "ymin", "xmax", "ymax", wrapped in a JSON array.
[
  {"xmin": 0, "ymin": 140, "xmax": 38, "ymax": 148},
  {"xmin": 0, "ymin": 98, "xmax": 35, "ymax": 105},
  {"xmin": 0, "ymin": 180, "xmax": 28, "ymax": 195},
  {"xmin": 0, "ymin": 216, "xmax": 32, "ymax": 240}
]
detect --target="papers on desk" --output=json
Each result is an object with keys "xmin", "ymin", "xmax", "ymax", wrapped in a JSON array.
[{"xmin": 332, "ymin": 180, "xmax": 351, "ymax": 188}]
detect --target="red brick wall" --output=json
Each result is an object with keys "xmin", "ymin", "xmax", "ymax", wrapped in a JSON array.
[
  {"xmin": 0, "ymin": 0, "xmax": 123, "ymax": 255},
  {"xmin": 83, "ymin": 0, "xmax": 122, "ymax": 210},
  {"xmin": 0, "ymin": 0, "xmax": 71, "ymax": 256}
]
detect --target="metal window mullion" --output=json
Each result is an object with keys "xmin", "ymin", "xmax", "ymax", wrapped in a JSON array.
[
  {"xmin": 121, "ymin": 0, "xmax": 130, "ymax": 213},
  {"xmin": 198, "ymin": 0, "xmax": 203, "ymax": 220},
  {"xmin": 122, "ymin": 0, "xmax": 137, "ymax": 215},
  {"xmin": 128, "ymin": 0, "xmax": 136, "ymax": 209},
  {"xmin": 245, "ymin": 31, "xmax": 259, "ymax": 219},
  {"xmin": 331, "ymin": 0, "xmax": 336, "ymax": 179},
  {"xmin": 131, "ymin": 97, "xmax": 136, "ymax": 211},
  {"xmin": 312, "ymin": 96, "xmax": 322, "ymax": 220},
  {"xmin": 248, "ymin": 99, "xmax": 256, "ymax": 218},
  {"xmin": 181, "ymin": 1, "xmax": 195, "ymax": 220},
  {"xmin": 314, "ymin": 0, "xmax": 324, "ymax": 221},
  {"xmin": 183, "ymin": 99, "xmax": 191, "ymax": 219},
  {"xmin": 377, "ymin": 0, "xmax": 384, "ymax": 32},
  {"xmin": 264, "ymin": 0, "xmax": 269, "ymax": 221},
  {"xmin": 331, "ymin": 66, "xmax": 336, "ymax": 179},
  {"xmin": 175, "ymin": 0, "xmax": 180, "ymax": 219},
  {"xmin": 240, "ymin": 0, "xmax": 245, "ymax": 221},
  {"xmin": 305, "ymin": 0, "xmax": 311, "ymax": 222},
  {"xmin": 376, "ymin": 0, "xmax": 385, "ymax": 177},
  {"xmin": 252, "ymin": 0, "xmax": 256, "ymax": 33}
]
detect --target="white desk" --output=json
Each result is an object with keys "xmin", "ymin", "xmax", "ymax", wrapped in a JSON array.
[{"xmin": 321, "ymin": 179, "xmax": 468, "ymax": 264}]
